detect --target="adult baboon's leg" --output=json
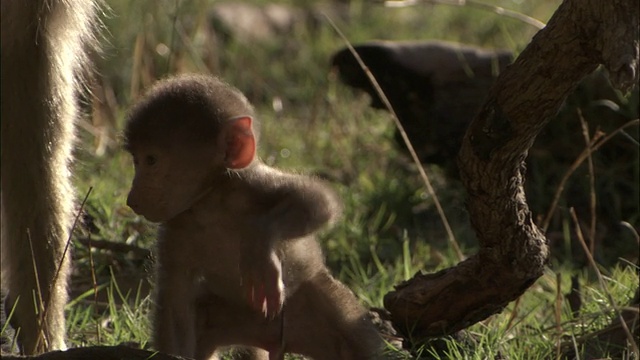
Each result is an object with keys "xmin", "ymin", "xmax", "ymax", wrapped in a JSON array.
[{"xmin": 1, "ymin": 1, "xmax": 96, "ymax": 354}]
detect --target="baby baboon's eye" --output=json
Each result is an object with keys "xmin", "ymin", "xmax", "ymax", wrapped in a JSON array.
[{"xmin": 145, "ymin": 155, "xmax": 157, "ymax": 166}]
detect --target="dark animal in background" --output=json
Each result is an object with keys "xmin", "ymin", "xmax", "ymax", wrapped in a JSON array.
[
  {"xmin": 124, "ymin": 74, "xmax": 387, "ymax": 360},
  {"xmin": 331, "ymin": 40, "xmax": 513, "ymax": 168},
  {"xmin": 1, "ymin": 0, "xmax": 97, "ymax": 354}
]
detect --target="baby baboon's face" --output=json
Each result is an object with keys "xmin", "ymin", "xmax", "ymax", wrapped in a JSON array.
[{"xmin": 126, "ymin": 143, "xmax": 216, "ymax": 222}]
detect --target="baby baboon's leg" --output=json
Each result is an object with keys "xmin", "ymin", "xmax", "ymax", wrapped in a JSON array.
[
  {"xmin": 194, "ymin": 276, "xmax": 385, "ymax": 359},
  {"xmin": 283, "ymin": 271, "xmax": 387, "ymax": 360},
  {"xmin": 195, "ymin": 296, "xmax": 274, "ymax": 360}
]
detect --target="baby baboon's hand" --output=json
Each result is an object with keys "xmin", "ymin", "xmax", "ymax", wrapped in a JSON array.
[{"xmin": 241, "ymin": 248, "xmax": 284, "ymax": 318}]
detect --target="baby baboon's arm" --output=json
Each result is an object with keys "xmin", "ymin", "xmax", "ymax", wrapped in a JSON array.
[{"xmin": 242, "ymin": 167, "xmax": 342, "ymax": 317}]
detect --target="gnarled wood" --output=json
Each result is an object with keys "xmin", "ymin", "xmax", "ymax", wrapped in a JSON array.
[{"xmin": 384, "ymin": 0, "xmax": 639, "ymax": 339}]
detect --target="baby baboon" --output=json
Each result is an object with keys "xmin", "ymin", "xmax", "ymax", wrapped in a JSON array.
[
  {"xmin": 1, "ymin": 0, "xmax": 97, "ymax": 354},
  {"xmin": 124, "ymin": 74, "xmax": 386, "ymax": 360}
]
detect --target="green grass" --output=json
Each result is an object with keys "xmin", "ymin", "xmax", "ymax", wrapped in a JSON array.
[{"xmin": 10, "ymin": 0, "xmax": 639, "ymax": 358}]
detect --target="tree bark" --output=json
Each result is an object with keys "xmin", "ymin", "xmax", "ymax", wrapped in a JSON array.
[{"xmin": 384, "ymin": 0, "xmax": 639, "ymax": 339}]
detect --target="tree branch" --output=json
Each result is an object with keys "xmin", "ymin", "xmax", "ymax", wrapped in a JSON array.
[{"xmin": 384, "ymin": 0, "xmax": 639, "ymax": 339}]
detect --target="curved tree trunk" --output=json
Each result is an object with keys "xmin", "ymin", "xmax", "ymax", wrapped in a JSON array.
[{"xmin": 384, "ymin": 0, "xmax": 639, "ymax": 339}]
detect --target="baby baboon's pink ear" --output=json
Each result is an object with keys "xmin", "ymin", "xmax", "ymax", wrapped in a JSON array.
[{"xmin": 224, "ymin": 116, "xmax": 256, "ymax": 169}]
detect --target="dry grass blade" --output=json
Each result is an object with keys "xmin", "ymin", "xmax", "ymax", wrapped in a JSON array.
[
  {"xmin": 50, "ymin": 187, "xmax": 94, "ymax": 305},
  {"xmin": 578, "ymin": 109, "xmax": 597, "ymax": 254},
  {"xmin": 27, "ymin": 230, "xmax": 48, "ymax": 351},
  {"xmin": 36, "ymin": 187, "xmax": 94, "ymax": 350},
  {"xmin": 569, "ymin": 207, "xmax": 639, "ymax": 357},
  {"xmin": 620, "ymin": 221, "xmax": 640, "ymax": 245},
  {"xmin": 84, "ymin": 219, "xmax": 101, "ymax": 343},
  {"xmin": 75, "ymin": 238, "xmax": 150, "ymax": 258},
  {"xmin": 384, "ymin": 0, "xmax": 546, "ymax": 30},
  {"xmin": 504, "ymin": 296, "xmax": 521, "ymax": 332},
  {"xmin": 130, "ymin": 33, "xmax": 145, "ymax": 100},
  {"xmin": 542, "ymin": 118, "xmax": 640, "ymax": 232},
  {"xmin": 323, "ymin": 14, "xmax": 464, "ymax": 261},
  {"xmin": 555, "ymin": 272, "xmax": 563, "ymax": 360}
]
